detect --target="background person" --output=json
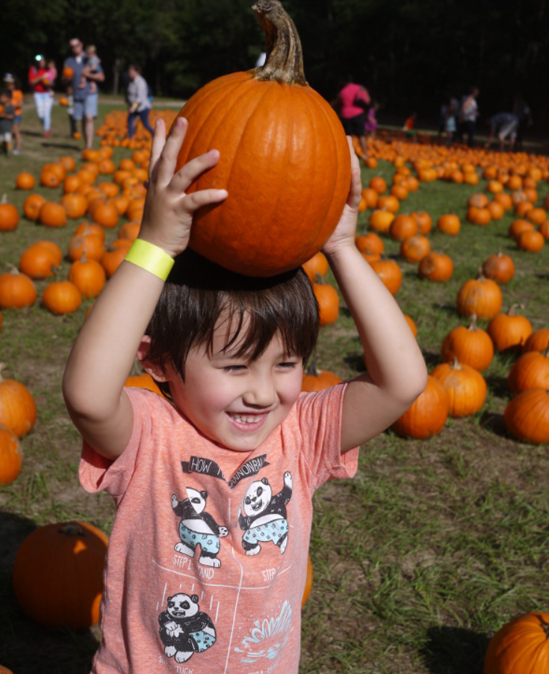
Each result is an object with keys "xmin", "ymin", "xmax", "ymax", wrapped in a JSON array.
[
  {"xmin": 485, "ymin": 112, "xmax": 519, "ymax": 151},
  {"xmin": 0, "ymin": 89, "xmax": 15, "ymax": 154},
  {"xmin": 28, "ymin": 55, "xmax": 53, "ymax": 138},
  {"xmin": 3, "ymin": 73, "xmax": 22, "ymax": 154},
  {"xmin": 63, "ymin": 37, "xmax": 104, "ymax": 149},
  {"xmin": 333, "ymin": 75, "xmax": 370, "ymax": 158},
  {"xmin": 459, "ymin": 87, "xmax": 480, "ymax": 147},
  {"xmin": 126, "ymin": 64, "xmax": 154, "ymax": 139}
]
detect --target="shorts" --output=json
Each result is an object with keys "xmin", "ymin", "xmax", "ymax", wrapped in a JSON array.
[
  {"xmin": 73, "ymin": 93, "xmax": 98, "ymax": 120},
  {"xmin": 178, "ymin": 522, "xmax": 220, "ymax": 555},
  {"xmin": 242, "ymin": 518, "xmax": 289, "ymax": 546},
  {"xmin": 14, "ymin": 115, "xmax": 22, "ymax": 126},
  {"xmin": 342, "ymin": 113, "xmax": 366, "ymax": 137},
  {"xmin": 0, "ymin": 132, "xmax": 12, "ymax": 142}
]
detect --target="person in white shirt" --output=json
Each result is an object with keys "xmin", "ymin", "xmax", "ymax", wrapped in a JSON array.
[{"xmin": 127, "ymin": 64, "xmax": 154, "ymax": 139}]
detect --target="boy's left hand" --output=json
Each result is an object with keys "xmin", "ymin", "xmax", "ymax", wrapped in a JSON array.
[{"xmin": 322, "ymin": 137, "xmax": 362, "ymax": 257}]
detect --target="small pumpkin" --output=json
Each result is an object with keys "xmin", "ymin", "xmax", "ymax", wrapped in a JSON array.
[
  {"xmin": 456, "ymin": 275, "xmax": 502, "ymax": 320},
  {"xmin": 412, "ymin": 211, "xmax": 432, "ymax": 234},
  {"xmin": 42, "ymin": 281, "xmax": 82, "ymax": 315},
  {"xmin": 0, "ymin": 424, "xmax": 23, "ymax": 486},
  {"xmin": 15, "ymin": 172, "xmax": 36, "ymax": 190},
  {"xmin": 507, "ymin": 350, "xmax": 549, "ymax": 394},
  {"xmin": 301, "ymin": 360, "xmax": 342, "ymax": 391},
  {"xmin": 19, "ymin": 243, "xmax": 59, "ymax": 280},
  {"xmin": 487, "ymin": 305, "xmax": 532, "ymax": 352},
  {"xmin": 302, "ymin": 252, "xmax": 329, "ymax": 283},
  {"xmin": 370, "ymin": 259, "xmax": 402, "ymax": 296},
  {"xmin": 431, "ymin": 358, "xmax": 487, "ymax": 418},
  {"xmin": 23, "ymin": 193, "xmax": 46, "ymax": 221},
  {"xmin": 389, "ymin": 214, "xmax": 418, "ymax": 241},
  {"xmin": 69, "ymin": 259, "xmax": 106, "ymax": 299},
  {"xmin": 0, "ymin": 270, "xmax": 37, "ymax": 309},
  {"xmin": 392, "ymin": 376, "xmax": 448, "ymax": 439},
  {"xmin": 523, "ymin": 328, "xmax": 549, "ymax": 354},
  {"xmin": 400, "ymin": 235, "xmax": 430, "ymax": 263},
  {"xmin": 312, "ymin": 276, "xmax": 339, "ymax": 327},
  {"xmin": 418, "ymin": 252, "xmax": 453, "ymax": 282},
  {"xmin": 0, "ymin": 196, "xmax": 19, "ymax": 231},
  {"xmin": 12, "ymin": 521, "xmax": 109, "ymax": 629},
  {"xmin": 482, "ymin": 251, "xmax": 515, "ymax": 284},
  {"xmin": 39, "ymin": 202, "xmax": 67, "ymax": 228},
  {"xmin": 0, "ymin": 364, "xmax": 37, "ymax": 437},
  {"xmin": 517, "ymin": 229, "xmax": 544, "ymax": 252},
  {"xmin": 484, "ymin": 612, "xmax": 549, "ymax": 674},
  {"xmin": 440, "ymin": 314, "xmax": 494, "ymax": 372},
  {"xmin": 436, "ymin": 214, "xmax": 460, "ymax": 236},
  {"xmin": 503, "ymin": 389, "xmax": 549, "ymax": 444}
]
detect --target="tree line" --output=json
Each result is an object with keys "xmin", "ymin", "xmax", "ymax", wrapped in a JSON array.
[{"xmin": 1, "ymin": 0, "xmax": 547, "ymax": 127}]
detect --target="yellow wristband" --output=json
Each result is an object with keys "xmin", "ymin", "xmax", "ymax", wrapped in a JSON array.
[{"xmin": 124, "ymin": 239, "xmax": 175, "ymax": 281}]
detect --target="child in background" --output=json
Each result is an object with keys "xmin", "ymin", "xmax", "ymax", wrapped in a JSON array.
[
  {"xmin": 63, "ymin": 119, "xmax": 427, "ymax": 672},
  {"xmin": 45, "ymin": 60, "xmax": 57, "ymax": 92},
  {"xmin": 3, "ymin": 74, "xmax": 22, "ymax": 154},
  {"xmin": 82, "ymin": 45, "xmax": 101, "ymax": 94},
  {"xmin": 0, "ymin": 89, "xmax": 15, "ymax": 154},
  {"xmin": 403, "ymin": 112, "xmax": 417, "ymax": 137}
]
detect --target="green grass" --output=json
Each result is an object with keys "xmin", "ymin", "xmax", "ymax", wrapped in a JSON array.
[{"xmin": 0, "ymin": 104, "xmax": 548, "ymax": 673}]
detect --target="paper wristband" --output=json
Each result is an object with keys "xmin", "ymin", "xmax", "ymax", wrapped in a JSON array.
[{"xmin": 124, "ymin": 239, "xmax": 175, "ymax": 281}]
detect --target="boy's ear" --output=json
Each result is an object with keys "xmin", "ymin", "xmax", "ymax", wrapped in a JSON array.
[{"xmin": 137, "ymin": 335, "xmax": 169, "ymax": 382}]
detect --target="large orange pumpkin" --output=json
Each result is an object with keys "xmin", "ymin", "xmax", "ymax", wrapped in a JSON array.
[
  {"xmin": 0, "ymin": 424, "xmax": 22, "ymax": 486},
  {"xmin": 484, "ymin": 612, "xmax": 549, "ymax": 673},
  {"xmin": 0, "ymin": 366, "xmax": 37, "ymax": 437},
  {"xmin": 12, "ymin": 521, "xmax": 109, "ymax": 629},
  {"xmin": 172, "ymin": 0, "xmax": 350, "ymax": 276}
]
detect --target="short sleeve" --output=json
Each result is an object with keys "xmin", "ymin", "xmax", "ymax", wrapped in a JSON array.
[
  {"xmin": 78, "ymin": 389, "xmax": 151, "ymax": 501},
  {"xmin": 295, "ymin": 384, "xmax": 359, "ymax": 492}
]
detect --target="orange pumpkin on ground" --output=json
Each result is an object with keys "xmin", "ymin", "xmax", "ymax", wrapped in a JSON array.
[
  {"xmin": 482, "ymin": 252, "xmax": 515, "ymax": 284},
  {"xmin": 173, "ymin": 1, "xmax": 350, "ymax": 276},
  {"xmin": 0, "ymin": 199, "xmax": 19, "ymax": 231},
  {"xmin": 69, "ymin": 259, "xmax": 106, "ymax": 299},
  {"xmin": 12, "ymin": 521, "xmax": 108, "ymax": 629},
  {"xmin": 508, "ymin": 351, "xmax": 549, "ymax": 394},
  {"xmin": 400, "ymin": 235, "xmax": 430, "ymax": 264},
  {"xmin": 301, "ymin": 361, "xmax": 342, "ymax": 391},
  {"xmin": 0, "ymin": 424, "xmax": 23, "ymax": 486},
  {"xmin": 418, "ymin": 252, "xmax": 453, "ymax": 282},
  {"xmin": 42, "ymin": 281, "xmax": 82, "ymax": 315},
  {"xmin": 431, "ymin": 359, "xmax": 487, "ymax": 418},
  {"xmin": 456, "ymin": 276, "xmax": 502, "ymax": 320},
  {"xmin": 391, "ymin": 376, "xmax": 448, "ymax": 439},
  {"xmin": 370, "ymin": 259, "xmax": 402, "ymax": 296},
  {"xmin": 312, "ymin": 279, "xmax": 339, "ymax": 327},
  {"xmin": 484, "ymin": 612, "xmax": 549, "ymax": 674},
  {"xmin": 504, "ymin": 390, "xmax": 549, "ymax": 444},
  {"xmin": 487, "ymin": 305, "xmax": 533, "ymax": 352},
  {"xmin": 302, "ymin": 252, "xmax": 329, "ymax": 283},
  {"xmin": 39, "ymin": 202, "xmax": 67, "ymax": 228},
  {"xmin": 0, "ymin": 365, "xmax": 37, "ymax": 437},
  {"xmin": 517, "ymin": 229, "xmax": 544, "ymax": 252},
  {"xmin": 436, "ymin": 214, "xmax": 460, "ymax": 236},
  {"xmin": 440, "ymin": 315, "xmax": 494, "ymax": 372},
  {"xmin": 23, "ymin": 194, "xmax": 46, "ymax": 220},
  {"xmin": 19, "ymin": 244, "xmax": 58, "ymax": 279},
  {"xmin": 389, "ymin": 214, "xmax": 418, "ymax": 241},
  {"xmin": 523, "ymin": 328, "xmax": 549, "ymax": 353},
  {"xmin": 0, "ymin": 270, "xmax": 37, "ymax": 309},
  {"xmin": 15, "ymin": 172, "xmax": 36, "ymax": 190}
]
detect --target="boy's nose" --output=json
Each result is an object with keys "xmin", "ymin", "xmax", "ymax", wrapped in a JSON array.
[{"xmin": 243, "ymin": 376, "xmax": 276, "ymax": 407}]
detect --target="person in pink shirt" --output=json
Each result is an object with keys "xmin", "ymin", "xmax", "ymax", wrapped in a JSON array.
[
  {"xmin": 63, "ymin": 119, "xmax": 427, "ymax": 673},
  {"xmin": 334, "ymin": 75, "xmax": 371, "ymax": 157}
]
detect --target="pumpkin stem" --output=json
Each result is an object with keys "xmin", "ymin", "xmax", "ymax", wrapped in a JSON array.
[
  {"xmin": 541, "ymin": 618, "xmax": 549, "ymax": 638},
  {"xmin": 252, "ymin": 0, "xmax": 308, "ymax": 86},
  {"xmin": 468, "ymin": 314, "xmax": 479, "ymax": 332},
  {"xmin": 507, "ymin": 303, "xmax": 523, "ymax": 316},
  {"xmin": 314, "ymin": 272, "xmax": 325, "ymax": 284},
  {"xmin": 451, "ymin": 356, "xmax": 462, "ymax": 370},
  {"xmin": 305, "ymin": 354, "xmax": 321, "ymax": 377},
  {"xmin": 1, "ymin": 193, "xmax": 7, "ymax": 204}
]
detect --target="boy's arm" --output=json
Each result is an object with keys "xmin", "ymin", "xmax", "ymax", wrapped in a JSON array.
[
  {"xmin": 323, "ymin": 141, "xmax": 428, "ymax": 453},
  {"xmin": 62, "ymin": 118, "xmax": 227, "ymax": 459}
]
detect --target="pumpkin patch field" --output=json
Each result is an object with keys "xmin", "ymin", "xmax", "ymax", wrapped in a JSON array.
[{"xmin": 1, "ymin": 104, "xmax": 549, "ymax": 674}]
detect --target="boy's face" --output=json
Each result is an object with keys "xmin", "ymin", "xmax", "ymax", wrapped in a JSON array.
[{"xmin": 163, "ymin": 323, "xmax": 303, "ymax": 452}]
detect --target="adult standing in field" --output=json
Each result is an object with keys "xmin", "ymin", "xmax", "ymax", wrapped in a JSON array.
[
  {"xmin": 63, "ymin": 38, "xmax": 105, "ymax": 149},
  {"xmin": 485, "ymin": 112, "xmax": 519, "ymax": 151},
  {"xmin": 28, "ymin": 55, "xmax": 54, "ymax": 138},
  {"xmin": 333, "ymin": 75, "xmax": 370, "ymax": 159},
  {"xmin": 459, "ymin": 87, "xmax": 480, "ymax": 147},
  {"xmin": 126, "ymin": 64, "xmax": 154, "ymax": 139}
]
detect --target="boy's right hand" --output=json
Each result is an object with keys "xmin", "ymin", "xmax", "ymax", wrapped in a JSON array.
[{"xmin": 139, "ymin": 117, "xmax": 228, "ymax": 258}]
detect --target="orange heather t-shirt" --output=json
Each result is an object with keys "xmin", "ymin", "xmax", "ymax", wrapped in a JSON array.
[{"xmin": 80, "ymin": 385, "xmax": 358, "ymax": 674}]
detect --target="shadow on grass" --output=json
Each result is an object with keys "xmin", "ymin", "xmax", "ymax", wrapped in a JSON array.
[
  {"xmin": 42, "ymin": 142, "xmax": 81, "ymax": 151},
  {"xmin": 343, "ymin": 352, "xmax": 366, "ymax": 373},
  {"xmin": 479, "ymin": 411, "xmax": 508, "ymax": 438},
  {"xmin": 484, "ymin": 374, "xmax": 509, "ymax": 398},
  {"xmin": 0, "ymin": 510, "xmax": 100, "ymax": 674},
  {"xmin": 420, "ymin": 625, "xmax": 490, "ymax": 674}
]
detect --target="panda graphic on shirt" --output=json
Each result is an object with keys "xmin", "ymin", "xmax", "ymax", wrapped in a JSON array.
[
  {"xmin": 171, "ymin": 487, "xmax": 228, "ymax": 567},
  {"xmin": 158, "ymin": 592, "xmax": 216, "ymax": 663},
  {"xmin": 238, "ymin": 472, "xmax": 292, "ymax": 555}
]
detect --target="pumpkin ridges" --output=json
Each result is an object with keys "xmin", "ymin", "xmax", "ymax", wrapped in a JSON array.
[{"xmin": 504, "ymin": 389, "xmax": 549, "ymax": 444}]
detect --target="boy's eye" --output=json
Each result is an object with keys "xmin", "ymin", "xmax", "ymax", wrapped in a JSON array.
[
  {"xmin": 223, "ymin": 365, "xmax": 247, "ymax": 372},
  {"xmin": 278, "ymin": 361, "xmax": 298, "ymax": 369}
]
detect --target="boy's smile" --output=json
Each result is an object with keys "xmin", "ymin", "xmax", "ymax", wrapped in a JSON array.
[{"xmin": 164, "ymin": 329, "xmax": 303, "ymax": 452}]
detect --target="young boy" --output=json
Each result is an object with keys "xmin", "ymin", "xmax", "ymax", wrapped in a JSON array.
[
  {"xmin": 0, "ymin": 89, "xmax": 15, "ymax": 154},
  {"xmin": 81, "ymin": 45, "xmax": 100, "ymax": 94},
  {"xmin": 3, "ymin": 74, "xmax": 22, "ymax": 154},
  {"xmin": 63, "ymin": 117, "xmax": 427, "ymax": 672}
]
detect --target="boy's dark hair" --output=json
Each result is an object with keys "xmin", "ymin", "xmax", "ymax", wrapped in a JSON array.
[{"xmin": 145, "ymin": 249, "xmax": 320, "ymax": 397}]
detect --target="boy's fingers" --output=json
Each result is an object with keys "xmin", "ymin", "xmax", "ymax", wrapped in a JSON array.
[
  {"xmin": 181, "ymin": 188, "xmax": 228, "ymax": 214},
  {"xmin": 149, "ymin": 118, "xmax": 166, "ymax": 183},
  {"xmin": 168, "ymin": 149, "xmax": 222, "ymax": 194},
  {"xmin": 155, "ymin": 117, "xmax": 188, "ymax": 187}
]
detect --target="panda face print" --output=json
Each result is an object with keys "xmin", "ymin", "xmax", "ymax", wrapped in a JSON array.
[
  {"xmin": 243, "ymin": 479, "xmax": 272, "ymax": 517},
  {"xmin": 186, "ymin": 487, "xmax": 206, "ymax": 515},
  {"xmin": 167, "ymin": 593, "xmax": 199, "ymax": 620}
]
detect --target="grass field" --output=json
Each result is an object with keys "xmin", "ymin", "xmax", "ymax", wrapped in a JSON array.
[{"xmin": 0, "ymin": 102, "xmax": 548, "ymax": 674}]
